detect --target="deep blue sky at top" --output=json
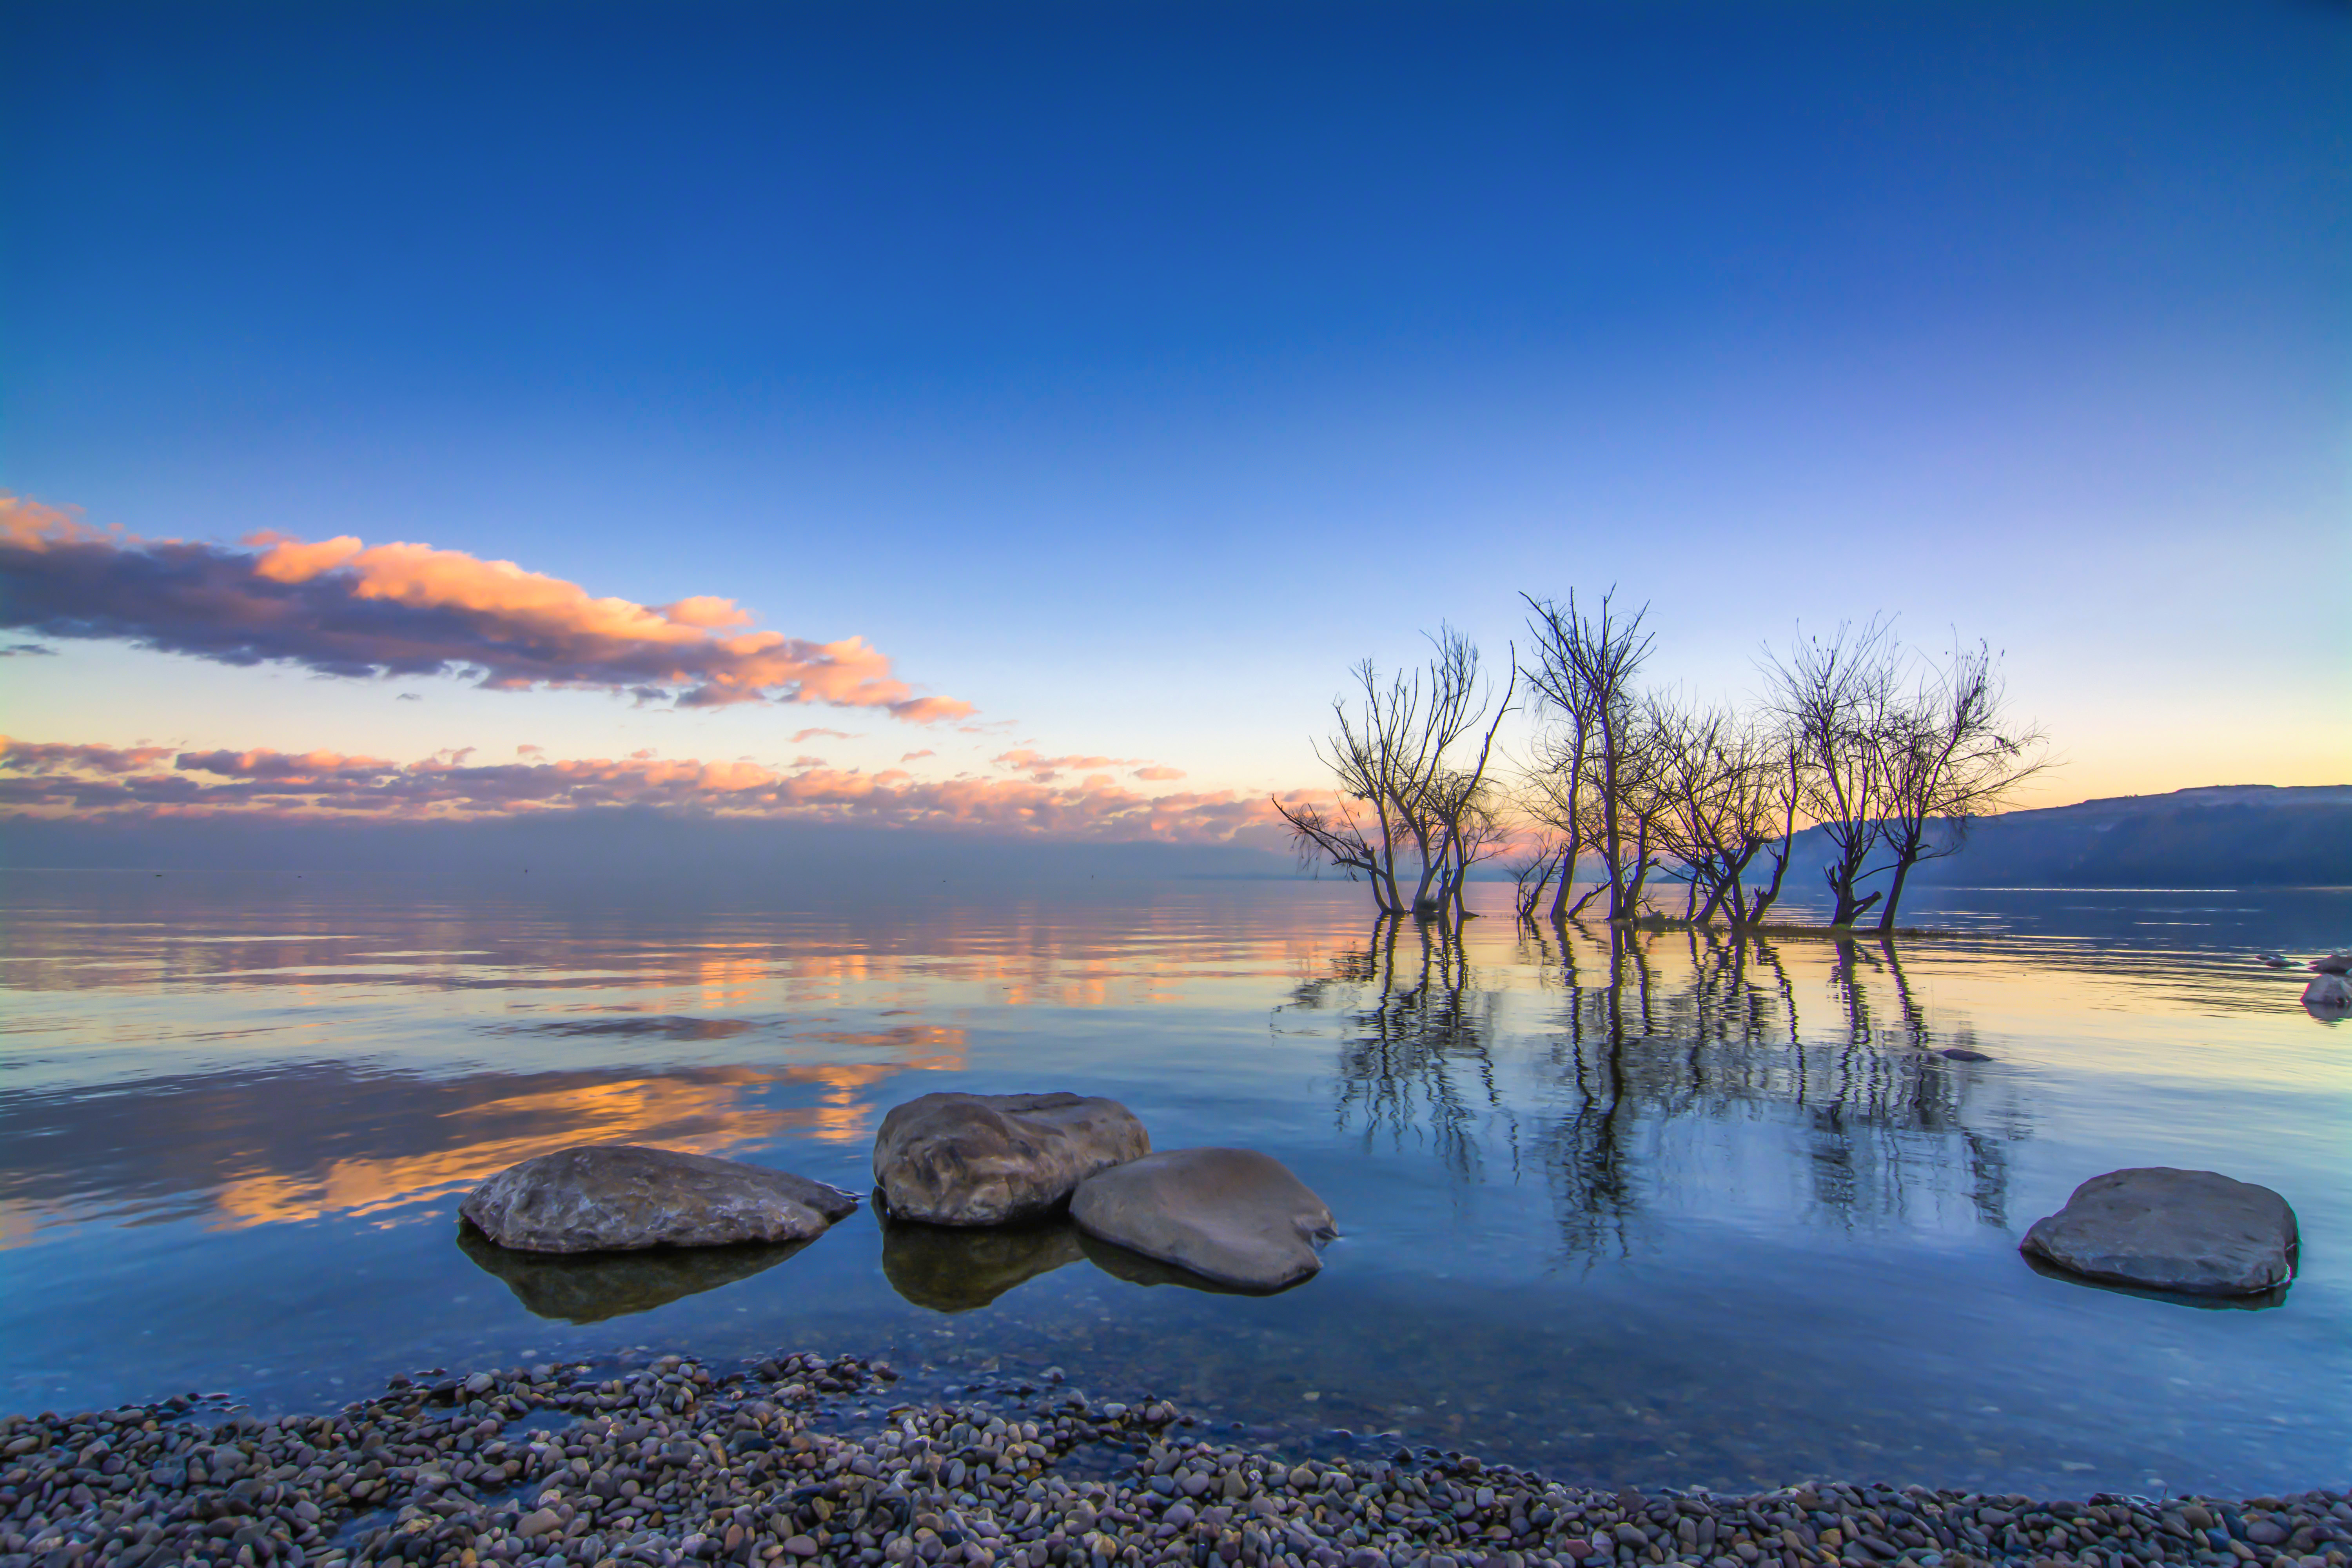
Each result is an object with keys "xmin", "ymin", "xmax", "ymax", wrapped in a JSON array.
[{"xmin": 4, "ymin": 1, "xmax": 2347, "ymax": 800}]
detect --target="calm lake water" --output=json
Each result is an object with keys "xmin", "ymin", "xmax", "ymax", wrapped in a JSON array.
[{"xmin": 2, "ymin": 870, "xmax": 2347, "ymax": 1500}]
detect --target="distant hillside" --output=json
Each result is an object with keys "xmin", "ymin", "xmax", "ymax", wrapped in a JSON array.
[{"xmin": 1793, "ymin": 784, "xmax": 2352, "ymax": 889}]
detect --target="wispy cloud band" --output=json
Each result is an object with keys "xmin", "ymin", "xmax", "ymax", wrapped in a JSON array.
[
  {"xmin": 0, "ymin": 496, "xmax": 970, "ymax": 720},
  {"xmin": 0, "ymin": 736, "xmax": 1282, "ymax": 844}
]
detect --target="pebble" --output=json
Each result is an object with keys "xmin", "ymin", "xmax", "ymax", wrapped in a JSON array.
[{"xmin": 1, "ymin": 1351, "xmax": 2348, "ymax": 1568}]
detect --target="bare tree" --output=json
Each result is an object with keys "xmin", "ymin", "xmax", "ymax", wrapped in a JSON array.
[
  {"xmin": 1414, "ymin": 652, "xmax": 1516, "ymax": 918},
  {"xmin": 1650, "ymin": 700, "xmax": 1774, "ymax": 924},
  {"xmin": 1272, "ymin": 791, "xmax": 1396, "ymax": 908},
  {"xmin": 1517, "ymin": 727, "xmax": 1598, "ymax": 919},
  {"xmin": 1391, "ymin": 626, "xmax": 1503, "ymax": 916},
  {"xmin": 1607, "ymin": 695, "xmax": 1679, "ymax": 918},
  {"xmin": 1277, "ymin": 626, "xmax": 1506, "ymax": 919},
  {"xmin": 1423, "ymin": 765, "xmax": 1512, "ymax": 918},
  {"xmin": 1741, "ymin": 727, "xmax": 1804, "ymax": 924},
  {"xmin": 1275, "ymin": 658, "xmax": 1420, "ymax": 913},
  {"xmin": 1766, "ymin": 619, "xmax": 1902, "ymax": 927},
  {"xmin": 1871, "ymin": 637, "xmax": 2047, "ymax": 931},
  {"xmin": 1520, "ymin": 590, "xmax": 1655, "ymax": 921},
  {"xmin": 1505, "ymin": 826, "xmax": 1570, "ymax": 919}
]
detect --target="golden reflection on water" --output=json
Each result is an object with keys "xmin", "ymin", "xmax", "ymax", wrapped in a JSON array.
[
  {"xmin": 198, "ymin": 1039, "xmax": 973, "ymax": 1232},
  {"xmin": 3, "ymin": 880, "xmax": 2339, "ymax": 1256},
  {"xmin": 208, "ymin": 1070, "xmax": 795, "ymax": 1230}
]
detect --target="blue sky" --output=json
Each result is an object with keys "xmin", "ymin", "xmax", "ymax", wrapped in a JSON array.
[{"xmin": 4, "ymin": 0, "xmax": 2347, "ymax": 824}]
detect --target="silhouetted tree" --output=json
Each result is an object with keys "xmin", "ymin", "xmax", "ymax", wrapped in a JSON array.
[
  {"xmin": 1520, "ymin": 590, "xmax": 1654, "ymax": 920},
  {"xmin": 1277, "ymin": 626, "xmax": 1506, "ymax": 918},
  {"xmin": 1871, "ymin": 637, "xmax": 2046, "ymax": 931},
  {"xmin": 1766, "ymin": 619, "xmax": 1902, "ymax": 927}
]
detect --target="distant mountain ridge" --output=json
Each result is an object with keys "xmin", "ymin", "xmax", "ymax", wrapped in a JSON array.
[{"xmin": 1810, "ymin": 783, "xmax": 2352, "ymax": 890}]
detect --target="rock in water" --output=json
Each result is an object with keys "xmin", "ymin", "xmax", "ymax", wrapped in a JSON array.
[
  {"xmin": 461, "ymin": 1144, "xmax": 860, "ymax": 1252},
  {"xmin": 872, "ymin": 1092, "xmax": 1149, "ymax": 1225},
  {"xmin": 1071, "ymin": 1147, "xmax": 1337, "ymax": 1291},
  {"xmin": 2304, "ymin": 973, "xmax": 2352, "ymax": 1016},
  {"xmin": 2311, "ymin": 951, "xmax": 2352, "ymax": 975},
  {"xmin": 2020, "ymin": 1167, "xmax": 2297, "ymax": 1297}
]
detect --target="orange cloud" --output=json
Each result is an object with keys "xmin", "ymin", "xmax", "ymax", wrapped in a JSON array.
[
  {"xmin": 1133, "ymin": 766, "xmax": 1186, "ymax": 781},
  {"xmin": 900, "ymin": 749, "xmax": 935, "ymax": 762},
  {"xmin": 789, "ymin": 728, "xmax": 857, "ymax": 744},
  {"xmin": 992, "ymin": 748, "xmax": 1169, "ymax": 784},
  {"xmin": 0, "ymin": 738, "xmax": 176, "ymax": 773},
  {"xmin": 0, "ymin": 734, "xmax": 1287, "ymax": 845},
  {"xmin": 995, "ymin": 749, "xmax": 1140, "ymax": 771},
  {"xmin": 0, "ymin": 494, "xmax": 970, "ymax": 721}
]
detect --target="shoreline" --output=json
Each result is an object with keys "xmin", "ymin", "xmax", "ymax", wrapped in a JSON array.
[{"xmin": 3, "ymin": 1352, "xmax": 2345, "ymax": 1568}]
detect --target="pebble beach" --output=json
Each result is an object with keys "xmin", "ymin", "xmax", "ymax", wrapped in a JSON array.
[{"xmin": 4, "ymin": 1352, "xmax": 2346, "ymax": 1568}]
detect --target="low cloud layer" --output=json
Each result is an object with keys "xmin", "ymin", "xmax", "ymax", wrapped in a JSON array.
[
  {"xmin": 0, "ymin": 735, "xmax": 1283, "ymax": 844},
  {"xmin": 0, "ymin": 495, "xmax": 969, "ymax": 720}
]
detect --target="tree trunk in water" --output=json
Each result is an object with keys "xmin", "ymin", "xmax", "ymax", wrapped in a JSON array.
[
  {"xmin": 1875, "ymin": 853, "xmax": 1916, "ymax": 935},
  {"xmin": 1750, "ymin": 844, "xmax": 1789, "ymax": 924},
  {"xmin": 1547, "ymin": 843, "xmax": 1577, "ymax": 919}
]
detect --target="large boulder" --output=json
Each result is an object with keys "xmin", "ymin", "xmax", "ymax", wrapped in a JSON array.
[
  {"xmin": 872, "ymin": 1092, "xmax": 1149, "ymax": 1226},
  {"xmin": 1071, "ymin": 1147, "xmax": 1336, "ymax": 1292},
  {"xmin": 2310, "ymin": 952, "xmax": 2352, "ymax": 976},
  {"xmin": 460, "ymin": 1145, "xmax": 859, "ymax": 1253},
  {"xmin": 2020, "ymin": 1167, "xmax": 2298, "ymax": 1297},
  {"xmin": 2303, "ymin": 973, "xmax": 2352, "ymax": 1017}
]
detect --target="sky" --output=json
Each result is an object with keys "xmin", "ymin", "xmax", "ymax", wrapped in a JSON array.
[{"xmin": 3, "ymin": 0, "xmax": 2347, "ymax": 842}]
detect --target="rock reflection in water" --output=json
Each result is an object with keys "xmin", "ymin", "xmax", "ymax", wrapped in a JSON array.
[
  {"xmin": 2019, "ymin": 1251, "xmax": 2291, "ymax": 1312},
  {"xmin": 878, "ymin": 1214, "xmax": 1086, "ymax": 1312},
  {"xmin": 455, "ymin": 1223, "xmax": 811, "ymax": 1323},
  {"xmin": 1074, "ymin": 1230, "xmax": 1316, "ymax": 1298},
  {"xmin": 1295, "ymin": 915, "xmax": 2027, "ymax": 1261}
]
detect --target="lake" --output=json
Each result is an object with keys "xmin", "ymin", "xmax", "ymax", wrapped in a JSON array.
[{"xmin": 1, "ymin": 869, "xmax": 2345, "ymax": 1502}]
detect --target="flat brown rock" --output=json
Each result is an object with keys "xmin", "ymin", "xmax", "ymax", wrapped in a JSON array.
[
  {"xmin": 2020, "ymin": 1167, "xmax": 2298, "ymax": 1297},
  {"xmin": 460, "ymin": 1144, "xmax": 859, "ymax": 1253},
  {"xmin": 872, "ymin": 1091, "xmax": 1148, "ymax": 1225},
  {"xmin": 1071, "ymin": 1147, "xmax": 1336, "ymax": 1291}
]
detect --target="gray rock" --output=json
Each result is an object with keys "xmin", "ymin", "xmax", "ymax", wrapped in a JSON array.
[
  {"xmin": 459, "ymin": 1144, "xmax": 858, "ymax": 1253},
  {"xmin": 2310, "ymin": 951, "xmax": 2352, "ymax": 975},
  {"xmin": 871, "ymin": 1091, "xmax": 1149, "ymax": 1225},
  {"xmin": 1070, "ymin": 1147, "xmax": 1336, "ymax": 1291},
  {"xmin": 1938, "ymin": 1047, "xmax": 1994, "ymax": 1062},
  {"xmin": 2303, "ymin": 973, "xmax": 2352, "ymax": 1016},
  {"xmin": 2020, "ymin": 1167, "xmax": 2298, "ymax": 1297}
]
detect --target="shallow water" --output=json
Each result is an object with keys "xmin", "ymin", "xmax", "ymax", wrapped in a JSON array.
[{"xmin": 2, "ymin": 870, "xmax": 2346, "ymax": 1499}]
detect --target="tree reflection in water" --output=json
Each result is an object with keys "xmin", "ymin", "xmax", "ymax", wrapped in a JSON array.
[
  {"xmin": 1288, "ymin": 914, "xmax": 2027, "ymax": 1263},
  {"xmin": 1285, "ymin": 915, "xmax": 1503, "ymax": 1179}
]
